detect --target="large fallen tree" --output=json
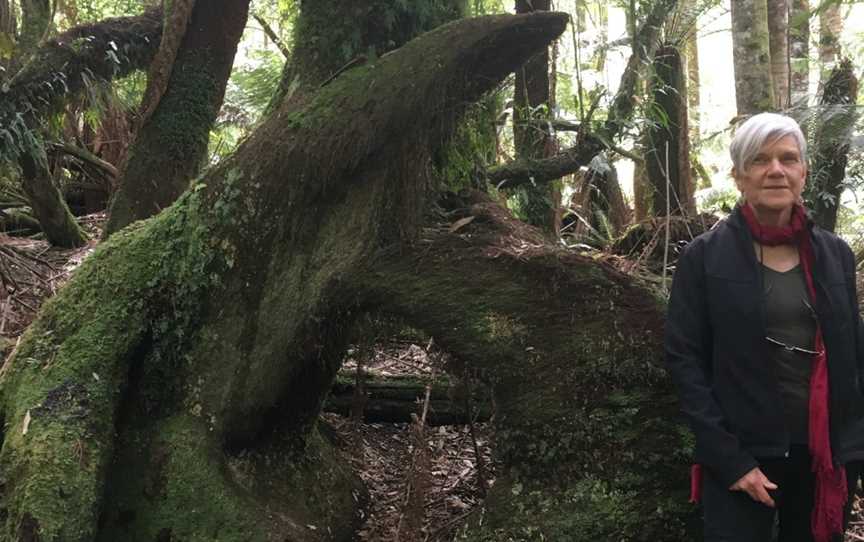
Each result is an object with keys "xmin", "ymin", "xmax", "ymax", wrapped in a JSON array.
[{"xmin": 0, "ymin": 10, "xmax": 698, "ymax": 542}]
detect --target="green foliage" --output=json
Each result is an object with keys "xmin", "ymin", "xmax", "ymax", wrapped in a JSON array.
[
  {"xmin": 221, "ymin": 50, "xmax": 283, "ymax": 126},
  {"xmin": 434, "ymin": 92, "xmax": 502, "ymax": 190},
  {"xmin": 72, "ymin": 0, "xmax": 145, "ymax": 22}
]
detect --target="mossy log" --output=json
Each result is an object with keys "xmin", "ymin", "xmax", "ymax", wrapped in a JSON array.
[
  {"xmin": 324, "ymin": 373, "xmax": 493, "ymax": 425},
  {"xmin": 0, "ymin": 207, "xmax": 41, "ymax": 236},
  {"xmin": 0, "ymin": 13, "xmax": 576, "ymax": 541}
]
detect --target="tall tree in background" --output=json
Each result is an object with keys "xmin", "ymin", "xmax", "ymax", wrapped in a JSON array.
[
  {"xmin": 644, "ymin": 44, "xmax": 694, "ymax": 216},
  {"xmin": 818, "ymin": 1, "xmax": 842, "ymax": 89},
  {"xmin": 789, "ymin": 0, "xmax": 810, "ymax": 106},
  {"xmin": 685, "ymin": 24, "xmax": 700, "ymax": 143},
  {"xmin": 18, "ymin": 0, "xmax": 50, "ymax": 54},
  {"xmin": 0, "ymin": 0, "xmax": 14, "ymax": 77},
  {"xmin": 767, "ymin": 0, "xmax": 789, "ymax": 109},
  {"xmin": 807, "ymin": 58, "xmax": 859, "ymax": 232},
  {"xmin": 6, "ymin": 0, "xmax": 91, "ymax": 247},
  {"xmin": 104, "ymin": 0, "xmax": 250, "ymax": 235},
  {"xmin": 731, "ymin": 0, "xmax": 774, "ymax": 114},
  {"xmin": 512, "ymin": 0, "xmax": 558, "ymax": 233}
]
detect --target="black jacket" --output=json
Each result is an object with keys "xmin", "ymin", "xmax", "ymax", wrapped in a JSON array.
[{"xmin": 665, "ymin": 206, "xmax": 864, "ymax": 488}]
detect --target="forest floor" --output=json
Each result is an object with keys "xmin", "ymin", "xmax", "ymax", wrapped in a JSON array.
[{"xmin": 1, "ymin": 217, "xmax": 864, "ymax": 541}]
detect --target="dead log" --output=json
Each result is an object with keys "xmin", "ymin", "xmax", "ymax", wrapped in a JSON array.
[{"xmin": 324, "ymin": 373, "xmax": 492, "ymax": 425}]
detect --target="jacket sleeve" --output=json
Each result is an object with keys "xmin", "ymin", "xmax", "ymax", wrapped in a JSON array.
[
  {"xmin": 839, "ymin": 240, "xmax": 864, "ymax": 390},
  {"xmin": 664, "ymin": 241, "xmax": 759, "ymax": 488}
]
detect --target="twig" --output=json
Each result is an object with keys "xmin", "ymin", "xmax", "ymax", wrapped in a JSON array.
[
  {"xmin": 463, "ymin": 366, "xmax": 488, "ymax": 498},
  {"xmin": 252, "ymin": 12, "xmax": 291, "ymax": 58},
  {"xmin": 662, "ymin": 142, "xmax": 672, "ymax": 295}
]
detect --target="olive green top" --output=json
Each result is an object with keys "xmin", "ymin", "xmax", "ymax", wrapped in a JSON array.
[{"xmin": 762, "ymin": 264, "xmax": 817, "ymax": 444}]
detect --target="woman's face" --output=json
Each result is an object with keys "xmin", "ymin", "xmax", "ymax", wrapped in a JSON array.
[{"xmin": 733, "ymin": 135, "xmax": 807, "ymax": 213}]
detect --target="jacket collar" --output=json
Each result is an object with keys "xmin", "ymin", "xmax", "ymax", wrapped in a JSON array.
[{"xmin": 727, "ymin": 204, "xmax": 822, "ymax": 264}]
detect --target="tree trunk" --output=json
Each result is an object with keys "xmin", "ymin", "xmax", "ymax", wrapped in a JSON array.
[
  {"xmin": 789, "ymin": 0, "xmax": 810, "ymax": 106},
  {"xmin": 685, "ymin": 17, "xmax": 700, "ymax": 143},
  {"xmin": 103, "ymin": 0, "xmax": 250, "ymax": 236},
  {"xmin": 18, "ymin": 148, "xmax": 88, "ymax": 247},
  {"xmin": 806, "ymin": 59, "xmax": 859, "ymax": 232},
  {"xmin": 268, "ymin": 0, "xmax": 466, "ymax": 110},
  {"xmin": 568, "ymin": 156, "xmax": 628, "ymax": 242},
  {"xmin": 633, "ymin": 157, "xmax": 650, "ymax": 221},
  {"xmin": 818, "ymin": 2, "xmax": 842, "ymax": 89},
  {"xmin": 0, "ymin": 13, "xmax": 576, "ymax": 540},
  {"xmin": 645, "ymin": 44, "xmax": 694, "ymax": 216},
  {"xmin": 18, "ymin": 0, "xmax": 50, "ymax": 53},
  {"xmin": 731, "ymin": 0, "xmax": 774, "ymax": 114},
  {"xmin": 767, "ymin": 0, "xmax": 789, "ymax": 109},
  {"xmin": 0, "ymin": 0, "xmax": 14, "ymax": 78},
  {"xmin": 512, "ymin": 0, "xmax": 557, "ymax": 233}
]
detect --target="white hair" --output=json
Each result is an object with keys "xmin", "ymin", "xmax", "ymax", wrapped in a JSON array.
[{"xmin": 729, "ymin": 113, "xmax": 807, "ymax": 172}]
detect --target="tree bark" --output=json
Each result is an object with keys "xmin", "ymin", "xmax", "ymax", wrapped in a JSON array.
[
  {"xmin": 789, "ymin": 0, "xmax": 809, "ymax": 106},
  {"xmin": 512, "ymin": 0, "xmax": 557, "ymax": 233},
  {"xmin": 104, "ymin": 0, "xmax": 250, "ymax": 236},
  {"xmin": 806, "ymin": 59, "xmax": 859, "ymax": 232},
  {"xmin": 685, "ymin": 16, "xmax": 700, "ymax": 144},
  {"xmin": 818, "ymin": 2, "xmax": 842, "ymax": 90},
  {"xmin": 767, "ymin": 0, "xmax": 789, "ymax": 109},
  {"xmin": 0, "ymin": 0, "xmax": 14, "ymax": 77},
  {"xmin": 18, "ymin": 0, "xmax": 51, "ymax": 54},
  {"xmin": 567, "ymin": 156, "xmax": 628, "ymax": 241},
  {"xmin": 268, "ymin": 0, "xmax": 466, "ymax": 110},
  {"xmin": 731, "ymin": 0, "xmax": 774, "ymax": 114},
  {"xmin": 0, "ymin": 13, "xmax": 574, "ymax": 540},
  {"xmin": 18, "ymin": 148, "xmax": 88, "ymax": 247},
  {"xmin": 645, "ymin": 44, "xmax": 694, "ymax": 216}
]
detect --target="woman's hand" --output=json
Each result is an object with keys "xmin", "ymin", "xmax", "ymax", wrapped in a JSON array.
[{"xmin": 729, "ymin": 467, "xmax": 778, "ymax": 507}]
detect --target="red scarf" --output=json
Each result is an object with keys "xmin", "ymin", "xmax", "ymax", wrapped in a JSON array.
[{"xmin": 689, "ymin": 205, "xmax": 847, "ymax": 542}]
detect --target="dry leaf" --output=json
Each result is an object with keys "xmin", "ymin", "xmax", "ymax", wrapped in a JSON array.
[
  {"xmin": 22, "ymin": 410, "xmax": 31, "ymax": 435},
  {"xmin": 449, "ymin": 216, "xmax": 475, "ymax": 233}
]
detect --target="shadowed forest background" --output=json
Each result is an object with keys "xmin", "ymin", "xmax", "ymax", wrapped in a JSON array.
[{"xmin": 0, "ymin": 0, "xmax": 862, "ymax": 540}]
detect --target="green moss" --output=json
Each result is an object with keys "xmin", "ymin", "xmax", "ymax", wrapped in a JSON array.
[
  {"xmin": 98, "ymin": 413, "xmax": 358, "ymax": 541},
  {"xmin": 0, "ymin": 180, "xmax": 241, "ymax": 538}
]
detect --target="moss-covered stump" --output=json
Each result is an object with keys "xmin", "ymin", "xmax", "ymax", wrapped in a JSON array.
[
  {"xmin": 355, "ymin": 192, "xmax": 701, "ymax": 541},
  {"xmin": 0, "ymin": 13, "xmax": 569, "ymax": 540}
]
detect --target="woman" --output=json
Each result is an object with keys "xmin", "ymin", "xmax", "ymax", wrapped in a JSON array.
[{"xmin": 665, "ymin": 112, "xmax": 864, "ymax": 542}]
